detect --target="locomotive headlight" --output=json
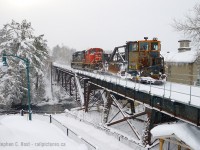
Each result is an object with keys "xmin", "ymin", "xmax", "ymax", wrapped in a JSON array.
[{"xmin": 153, "ymin": 37, "xmax": 158, "ymax": 41}]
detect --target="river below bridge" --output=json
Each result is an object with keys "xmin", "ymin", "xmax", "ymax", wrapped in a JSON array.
[
  {"xmin": 4, "ymin": 97, "xmax": 79, "ymax": 114},
  {"xmin": 31, "ymin": 101, "xmax": 78, "ymax": 113}
]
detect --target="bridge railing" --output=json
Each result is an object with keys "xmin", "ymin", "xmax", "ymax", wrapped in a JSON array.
[
  {"xmin": 77, "ymin": 70, "xmax": 200, "ymax": 107},
  {"xmin": 53, "ymin": 64, "xmax": 200, "ymax": 108},
  {"xmin": 53, "ymin": 63, "xmax": 200, "ymax": 108}
]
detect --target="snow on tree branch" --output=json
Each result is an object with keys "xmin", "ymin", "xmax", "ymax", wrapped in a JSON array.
[{"xmin": 0, "ymin": 19, "xmax": 50, "ymax": 106}]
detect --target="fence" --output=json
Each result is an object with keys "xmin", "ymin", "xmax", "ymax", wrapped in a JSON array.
[
  {"xmin": 36, "ymin": 114, "xmax": 98, "ymax": 150},
  {"xmin": 64, "ymin": 110, "xmax": 146, "ymax": 149}
]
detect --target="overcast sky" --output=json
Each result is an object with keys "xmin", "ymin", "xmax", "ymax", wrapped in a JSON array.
[{"xmin": 0, "ymin": 0, "xmax": 199, "ymax": 52}]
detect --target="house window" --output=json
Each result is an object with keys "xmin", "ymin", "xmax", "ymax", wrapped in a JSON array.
[{"xmin": 180, "ymin": 41, "xmax": 190, "ymax": 48}]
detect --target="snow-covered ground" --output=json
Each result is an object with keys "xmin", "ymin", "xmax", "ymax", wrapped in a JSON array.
[
  {"xmin": 1, "ymin": 110, "xmax": 199, "ymax": 150},
  {"xmin": 0, "ymin": 113, "xmax": 147, "ymax": 150},
  {"xmin": 0, "ymin": 113, "xmax": 148, "ymax": 150},
  {"xmin": 0, "ymin": 115, "xmax": 87, "ymax": 150}
]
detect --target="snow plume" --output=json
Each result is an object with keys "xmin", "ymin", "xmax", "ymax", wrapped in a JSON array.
[{"xmin": 0, "ymin": 20, "xmax": 50, "ymax": 107}]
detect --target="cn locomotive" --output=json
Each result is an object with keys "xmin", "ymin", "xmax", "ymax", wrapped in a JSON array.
[
  {"xmin": 71, "ymin": 48, "xmax": 110, "ymax": 70},
  {"xmin": 71, "ymin": 37, "xmax": 165, "ymax": 83}
]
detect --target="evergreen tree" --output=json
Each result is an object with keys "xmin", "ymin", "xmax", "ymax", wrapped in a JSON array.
[
  {"xmin": 52, "ymin": 45, "xmax": 76, "ymax": 65},
  {"xmin": 0, "ymin": 20, "xmax": 49, "ymax": 106}
]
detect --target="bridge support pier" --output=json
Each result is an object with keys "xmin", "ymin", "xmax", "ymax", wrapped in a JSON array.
[{"xmin": 102, "ymin": 91, "xmax": 113, "ymax": 123}]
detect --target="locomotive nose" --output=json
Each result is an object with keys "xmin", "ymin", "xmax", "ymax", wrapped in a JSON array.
[{"xmin": 95, "ymin": 53, "xmax": 102, "ymax": 61}]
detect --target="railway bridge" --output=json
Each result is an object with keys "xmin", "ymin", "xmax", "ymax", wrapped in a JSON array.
[{"xmin": 52, "ymin": 63, "xmax": 200, "ymax": 146}]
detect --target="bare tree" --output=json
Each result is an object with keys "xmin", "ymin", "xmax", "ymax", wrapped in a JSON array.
[
  {"xmin": 173, "ymin": 3, "xmax": 200, "ymax": 47},
  {"xmin": 173, "ymin": 3, "xmax": 200, "ymax": 86}
]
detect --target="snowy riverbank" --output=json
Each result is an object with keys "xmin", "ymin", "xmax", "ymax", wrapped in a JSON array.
[{"xmin": 0, "ymin": 115, "xmax": 87, "ymax": 150}]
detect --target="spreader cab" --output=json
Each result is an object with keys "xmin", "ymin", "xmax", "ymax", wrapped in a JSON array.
[{"xmin": 126, "ymin": 37, "xmax": 164, "ymax": 79}]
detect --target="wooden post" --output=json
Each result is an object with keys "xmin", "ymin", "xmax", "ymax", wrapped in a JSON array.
[
  {"xmin": 178, "ymin": 145, "xmax": 181, "ymax": 150},
  {"xmin": 50, "ymin": 115, "xmax": 52, "ymax": 123},
  {"xmin": 159, "ymin": 139, "xmax": 164, "ymax": 150}
]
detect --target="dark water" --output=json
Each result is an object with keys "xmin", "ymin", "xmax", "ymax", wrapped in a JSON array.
[
  {"xmin": 9, "ymin": 98, "xmax": 79, "ymax": 114},
  {"xmin": 31, "ymin": 103, "xmax": 76, "ymax": 113}
]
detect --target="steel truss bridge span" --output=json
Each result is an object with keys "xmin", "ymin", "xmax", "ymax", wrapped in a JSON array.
[{"xmin": 52, "ymin": 63, "xmax": 200, "ymax": 146}]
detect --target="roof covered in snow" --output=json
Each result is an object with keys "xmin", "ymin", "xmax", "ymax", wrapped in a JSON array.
[
  {"xmin": 151, "ymin": 122, "xmax": 200, "ymax": 150},
  {"xmin": 161, "ymin": 50, "xmax": 198, "ymax": 63}
]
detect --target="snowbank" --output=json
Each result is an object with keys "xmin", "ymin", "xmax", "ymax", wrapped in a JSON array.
[{"xmin": 0, "ymin": 115, "xmax": 87, "ymax": 150}]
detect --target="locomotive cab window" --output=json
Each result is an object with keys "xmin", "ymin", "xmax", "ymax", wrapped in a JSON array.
[
  {"xmin": 151, "ymin": 42, "xmax": 159, "ymax": 50},
  {"xmin": 97, "ymin": 49, "xmax": 103, "ymax": 52},
  {"xmin": 129, "ymin": 43, "xmax": 138, "ymax": 51},
  {"xmin": 90, "ymin": 50, "xmax": 95, "ymax": 54},
  {"xmin": 139, "ymin": 42, "xmax": 148, "ymax": 51}
]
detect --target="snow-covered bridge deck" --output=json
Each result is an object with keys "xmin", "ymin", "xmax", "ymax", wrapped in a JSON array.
[{"xmin": 53, "ymin": 63, "xmax": 200, "ymax": 127}]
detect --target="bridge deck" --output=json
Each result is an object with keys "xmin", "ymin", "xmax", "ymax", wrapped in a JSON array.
[{"xmin": 53, "ymin": 63, "xmax": 200, "ymax": 126}]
